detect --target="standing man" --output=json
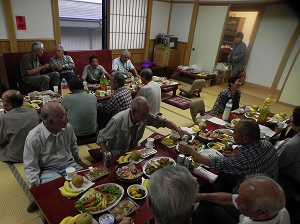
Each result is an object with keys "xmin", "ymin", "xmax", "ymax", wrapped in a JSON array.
[
  {"xmin": 24, "ymin": 102, "xmax": 87, "ymax": 212},
  {"xmin": 136, "ymin": 68, "xmax": 161, "ymax": 115},
  {"xmin": 178, "ymin": 119, "xmax": 278, "ymax": 193},
  {"xmin": 20, "ymin": 42, "xmax": 60, "ymax": 91},
  {"xmin": 112, "ymin": 49, "xmax": 139, "ymax": 78},
  {"xmin": 228, "ymin": 32, "xmax": 247, "ymax": 76},
  {"xmin": 50, "ymin": 44, "xmax": 76, "ymax": 83},
  {"xmin": 97, "ymin": 96, "xmax": 191, "ymax": 157},
  {"xmin": 61, "ymin": 77, "xmax": 98, "ymax": 141},
  {"xmin": 82, "ymin": 55, "xmax": 111, "ymax": 83},
  {"xmin": 0, "ymin": 90, "xmax": 39, "ymax": 163}
]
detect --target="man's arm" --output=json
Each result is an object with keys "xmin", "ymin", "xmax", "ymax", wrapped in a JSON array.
[
  {"xmin": 178, "ymin": 143, "xmax": 211, "ymax": 166},
  {"xmin": 195, "ymin": 192, "xmax": 233, "ymax": 206},
  {"xmin": 131, "ymin": 68, "xmax": 139, "ymax": 77}
]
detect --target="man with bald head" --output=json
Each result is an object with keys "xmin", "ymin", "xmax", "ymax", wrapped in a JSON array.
[
  {"xmin": 179, "ymin": 118, "xmax": 278, "ymax": 192},
  {"xmin": 96, "ymin": 96, "xmax": 191, "ymax": 157},
  {"xmin": 0, "ymin": 90, "xmax": 39, "ymax": 163},
  {"xmin": 193, "ymin": 175, "xmax": 290, "ymax": 224},
  {"xmin": 112, "ymin": 49, "xmax": 139, "ymax": 78},
  {"xmin": 24, "ymin": 102, "xmax": 87, "ymax": 212},
  {"xmin": 20, "ymin": 41, "xmax": 60, "ymax": 91}
]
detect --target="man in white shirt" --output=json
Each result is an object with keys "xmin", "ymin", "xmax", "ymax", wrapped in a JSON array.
[
  {"xmin": 112, "ymin": 49, "xmax": 139, "ymax": 78},
  {"xmin": 136, "ymin": 68, "xmax": 161, "ymax": 115},
  {"xmin": 193, "ymin": 175, "xmax": 290, "ymax": 224}
]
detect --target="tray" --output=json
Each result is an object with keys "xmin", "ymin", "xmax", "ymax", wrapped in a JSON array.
[
  {"xmin": 109, "ymin": 198, "xmax": 139, "ymax": 221},
  {"xmin": 84, "ymin": 166, "xmax": 110, "ymax": 182}
]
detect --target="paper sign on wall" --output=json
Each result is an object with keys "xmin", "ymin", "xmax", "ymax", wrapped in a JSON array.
[{"xmin": 16, "ymin": 16, "xmax": 26, "ymax": 30}]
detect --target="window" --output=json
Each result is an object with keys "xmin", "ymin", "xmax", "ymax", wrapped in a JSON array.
[{"xmin": 110, "ymin": 0, "xmax": 147, "ymax": 50}]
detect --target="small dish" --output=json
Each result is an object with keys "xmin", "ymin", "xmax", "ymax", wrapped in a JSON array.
[
  {"xmin": 145, "ymin": 143, "xmax": 155, "ymax": 148},
  {"xmin": 109, "ymin": 198, "xmax": 139, "ymax": 221},
  {"xmin": 127, "ymin": 184, "xmax": 148, "ymax": 200},
  {"xmin": 207, "ymin": 143, "xmax": 221, "ymax": 151},
  {"xmin": 99, "ymin": 214, "xmax": 114, "ymax": 224}
]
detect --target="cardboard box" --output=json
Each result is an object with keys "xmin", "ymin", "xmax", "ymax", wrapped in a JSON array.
[
  {"xmin": 153, "ymin": 45, "xmax": 170, "ymax": 66},
  {"xmin": 215, "ymin": 74, "xmax": 225, "ymax": 85}
]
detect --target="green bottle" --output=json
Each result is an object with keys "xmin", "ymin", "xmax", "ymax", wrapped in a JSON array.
[{"xmin": 257, "ymin": 104, "xmax": 270, "ymax": 125}]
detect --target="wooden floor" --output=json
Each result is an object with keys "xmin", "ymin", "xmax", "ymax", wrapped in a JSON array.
[{"xmin": 0, "ymin": 76, "xmax": 295, "ymax": 224}]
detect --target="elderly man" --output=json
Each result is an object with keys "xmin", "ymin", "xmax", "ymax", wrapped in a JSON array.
[
  {"xmin": 96, "ymin": 96, "xmax": 191, "ymax": 157},
  {"xmin": 136, "ymin": 68, "xmax": 161, "ymax": 115},
  {"xmin": 20, "ymin": 42, "xmax": 60, "ymax": 91},
  {"xmin": 112, "ymin": 49, "xmax": 139, "ymax": 78},
  {"xmin": 179, "ymin": 119, "xmax": 278, "ymax": 192},
  {"xmin": 50, "ymin": 44, "xmax": 76, "ymax": 83},
  {"xmin": 0, "ymin": 90, "xmax": 39, "ymax": 163},
  {"xmin": 97, "ymin": 72, "xmax": 132, "ymax": 116},
  {"xmin": 119, "ymin": 165, "xmax": 199, "ymax": 224},
  {"xmin": 192, "ymin": 175, "xmax": 290, "ymax": 224},
  {"xmin": 61, "ymin": 77, "xmax": 98, "ymax": 140},
  {"xmin": 24, "ymin": 102, "xmax": 87, "ymax": 212},
  {"xmin": 82, "ymin": 55, "xmax": 111, "ymax": 83}
]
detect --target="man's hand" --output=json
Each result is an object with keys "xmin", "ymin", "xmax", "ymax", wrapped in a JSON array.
[
  {"xmin": 56, "ymin": 64, "xmax": 63, "ymax": 71},
  {"xmin": 119, "ymin": 217, "xmax": 134, "ymax": 224},
  {"xmin": 178, "ymin": 143, "xmax": 194, "ymax": 155},
  {"xmin": 222, "ymin": 150, "xmax": 235, "ymax": 157},
  {"xmin": 177, "ymin": 129, "xmax": 192, "ymax": 140}
]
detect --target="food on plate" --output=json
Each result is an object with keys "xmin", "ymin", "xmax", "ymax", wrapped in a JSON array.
[
  {"xmin": 109, "ymin": 198, "xmax": 139, "ymax": 221},
  {"xmin": 116, "ymin": 164, "xmax": 142, "ymax": 180},
  {"xmin": 31, "ymin": 100, "xmax": 42, "ymax": 104},
  {"xmin": 215, "ymin": 142, "xmax": 226, "ymax": 149},
  {"xmin": 75, "ymin": 184, "xmax": 123, "ymax": 214},
  {"xmin": 59, "ymin": 214, "xmax": 80, "ymax": 224},
  {"xmin": 30, "ymin": 103, "xmax": 39, "ymax": 108},
  {"xmin": 75, "ymin": 213, "xmax": 93, "ymax": 224},
  {"xmin": 232, "ymin": 108, "xmax": 244, "ymax": 114},
  {"xmin": 139, "ymin": 148, "xmax": 157, "ymax": 158},
  {"xmin": 224, "ymin": 123, "xmax": 234, "ymax": 129},
  {"xmin": 245, "ymin": 112, "xmax": 259, "ymax": 121},
  {"xmin": 161, "ymin": 137, "xmax": 176, "ymax": 147},
  {"xmin": 144, "ymin": 157, "xmax": 174, "ymax": 176},
  {"xmin": 169, "ymin": 134, "xmax": 179, "ymax": 143},
  {"xmin": 192, "ymin": 125, "xmax": 200, "ymax": 132},
  {"xmin": 118, "ymin": 155, "xmax": 125, "ymax": 164},
  {"xmin": 60, "ymin": 185, "xmax": 82, "ymax": 198},
  {"xmin": 231, "ymin": 118, "xmax": 241, "ymax": 125},
  {"xmin": 279, "ymin": 112, "xmax": 287, "ymax": 119},
  {"xmin": 128, "ymin": 185, "xmax": 147, "ymax": 199},
  {"xmin": 84, "ymin": 166, "xmax": 109, "ymax": 181},
  {"xmin": 33, "ymin": 91, "xmax": 39, "ymax": 96},
  {"xmin": 196, "ymin": 130, "xmax": 217, "ymax": 142},
  {"xmin": 207, "ymin": 143, "xmax": 221, "ymax": 150},
  {"xmin": 142, "ymin": 179, "xmax": 150, "ymax": 190},
  {"xmin": 95, "ymin": 89, "xmax": 101, "ymax": 95},
  {"xmin": 130, "ymin": 150, "xmax": 141, "ymax": 162},
  {"xmin": 251, "ymin": 105, "xmax": 259, "ymax": 111},
  {"xmin": 63, "ymin": 180, "xmax": 82, "ymax": 194},
  {"xmin": 118, "ymin": 154, "xmax": 131, "ymax": 164},
  {"xmin": 199, "ymin": 123, "xmax": 207, "ymax": 130},
  {"xmin": 23, "ymin": 102, "xmax": 31, "ymax": 108},
  {"xmin": 72, "ymin": 175, "xmax": 84, "ymax": 188}
]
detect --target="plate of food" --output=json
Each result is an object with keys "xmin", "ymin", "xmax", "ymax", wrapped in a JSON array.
[
  {"xmin": 84, "ymin": 166, "xmax": 110, "ymax": 182},
  {"xmin": 139, "ymin": 148, "xmax": 157, "ymax": 159},
  {"xmin": 175, "ymin": 139, "xmax": 205, "ymax": 154},
  {"xmin": 115, "ymin": 163, "xmax": 143, "ymax": 184},
  {"xmin": 143, "ymin": 157, "xmax": 175, "ymax": 178},
  {"xmin": 75, "ymin": 183, "xmax": 124, "ymax": 215},
  {"xmin": 161, "ymin": 136, "xmax": 178, "ymax": 148},
  {"xmin": 195, "ymin": 130, "xmax": 217, "ymax": 143},
  {"xmin": 224, "ymin": 123, "xmax": 234, "ymax": 129},
  {"xmin": 244, "ymin": 112, "xmax": 259, "ymax": 121},
  {"xmin": 232, "ymin": 108, "xmax": 245, "ymax": 114},
  {"xmin": 231, "ymin": 118, "xmax": 242, "ymax": 126},
  {"xmin": 31, "ymin": 99, "xmax": 42, "ymax": 104},
  {"xmin": 109, "ymin": 198, "xmax": 139, "ymax": 221}
]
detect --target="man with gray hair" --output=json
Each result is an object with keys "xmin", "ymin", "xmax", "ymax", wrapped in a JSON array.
[
  {"xmin": 136, "ymin": 68, "xmax": 161, "ymax": 115},
  {"xmin": 20, "ymin": 42, "xmax": 60, "ymax": 91},
  {"xmin": 112, "ymin": 49, "xmax": 139, "ymax": 78},
  {"xmin": 192, "ymin": 175, "xmax": 290, "ymax": 224}
]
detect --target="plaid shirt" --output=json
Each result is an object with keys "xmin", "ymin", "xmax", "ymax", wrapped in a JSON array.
[
  {"xmin": 98, "ymin": 87, "xmax": 132, "ymax": 115},
  {"xmin": 210, "ymin": 139, "xmax": 278, "ymax": 184}
]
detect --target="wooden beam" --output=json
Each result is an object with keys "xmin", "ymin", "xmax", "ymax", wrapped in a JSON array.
[
  {"xmin": 51, "ymin": 0, "xmax": 61, "ymax": 44},
  {"xmin": 2, "ymin": 0, "xmax": 17, "ymax": 52},
  {"xmin": 144, "ymin": 0, "xmax": 154, "ymax": 59}
]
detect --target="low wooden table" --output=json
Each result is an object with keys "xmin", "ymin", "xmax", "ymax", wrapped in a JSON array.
[{"xmin": 167, "ymin": 67, "xmax": 217, "ymax": 86}]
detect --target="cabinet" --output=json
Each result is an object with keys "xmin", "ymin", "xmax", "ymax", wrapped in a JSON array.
[{"xmin": 222, "ymin": 17, "xmax": 245, "ymax": 46}]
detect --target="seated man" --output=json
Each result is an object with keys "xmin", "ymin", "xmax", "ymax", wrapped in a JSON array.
[
  {"xmin": 0, "ymin": 90, "xmax": 39, "ymax": 163},
  {"xmin": 50, "ymin": 44, "xmax": 76, "ymax": 83},
  {"xmin": 98, "ymin": 72, "xmax": 132, "ymax": 116},
  {"xmin": 277, "ymin": 106, "xmax": 300, "ymax": 191},
  {"xmin": 210, "ymin": 75, "xmax": 242, "ymax": 117},
  {"xmin": 119, "ymin": 165, "xmax": 199, "ymax": 224},
  {"xmin": 82, "ymin": 55, "xmax": 111, "ymax": 83},
  {"xmin": 136, "ymin": 68, "xmax": 161, "ymax": 115},
  {"xmin": 20, "ymin": 42, "xmax": 60, "ymax": 91},
  {"xmin": 24, "ymin": 102, "xmax": 87, "ymax": 212},
  {"xmin": 97, "ymin": 96, "xmax": 191, "ymax": 157},
  {"xmin": 112, "ymin": 49, "xmax": 139, "ymax": 78},
  {"xmin": 178, "ymin": 119, "xmax": 278, "ymax": 193},
  {"xmin": 61, "ymin": 77, "xmax": 98, "ymax": 140},
  {"xmin": 192, "ymin": 175, "xmax": 290, "ymax": 224}
]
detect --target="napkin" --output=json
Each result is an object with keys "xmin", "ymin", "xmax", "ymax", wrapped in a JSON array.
[
  {"xmin": 69, "ymin": 176, "xmax": 95, "ymax": 191},
  {"xmin": 259, "ymin": 125, "xmax": 276, "ymax": 137},
  {"xmin": 193, "ymin": 166, "xmax": 218, "ymax": 183},
  {"xmin": 207, "ymin": 117, "xmax": 228, "ymax": 126}
]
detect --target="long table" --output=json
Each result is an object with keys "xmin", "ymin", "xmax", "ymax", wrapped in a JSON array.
[{"xmin": 29, "ymin": 133, "xmax": 209, "ymax": 224}]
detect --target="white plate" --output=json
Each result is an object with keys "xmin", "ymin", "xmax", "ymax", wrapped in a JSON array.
[
  {"xmin": 231, "ymin": 118, "xmax": 242, "ymax": 126},
  {"xmin": 76, "ymin": 183, "xmax": 124, "ymax": 215},
  {"xmin": 69, "ymin": 176, "xmax": 95, "ymax": 191},
  {"xmin": 224, "ymin": 123, "xmax": 234, "ymax": 129},
  {"xmin": 212, "ymin": 129, "xmax": 234, "ymax": 136},
  {"xmin": 143, "ymin": 157, "xmax": 176, "ymax": 178},
  {"xmin": 99, "ymin": 214, "xmax": 114, "ymax": 224},
  {"xmin": 139, "ymin": 148, "xmax": 157, "ymax": 158}
]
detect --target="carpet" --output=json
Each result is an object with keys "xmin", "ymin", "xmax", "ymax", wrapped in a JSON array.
[{"xmin": 162, "ymin": 96, "xmax": 191, "ymax": 110}]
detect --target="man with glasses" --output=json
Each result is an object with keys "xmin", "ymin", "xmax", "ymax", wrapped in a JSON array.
[
  {"xmin": 112, "ymin": 49, "xmax": 139, "ymax": 78},
  {"xmin": 20, "ymin": 42, "xmax": 60, "ymax": 91},
  {"xmin": 96, "ymin": 96, "xmax": 190, "ymax": 157}
]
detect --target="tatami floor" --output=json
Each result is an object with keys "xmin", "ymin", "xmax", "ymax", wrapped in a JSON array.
[{"xmin": 0, "ymin": 74, "xmax": 295, "ymax": 224}]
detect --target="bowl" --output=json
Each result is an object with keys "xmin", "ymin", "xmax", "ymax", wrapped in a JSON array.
[
  {"xmin": 207, "ymin": 143, "xmax": 221, "ymax": 150},
  {"xmin": 127, "ymin": 184, "xmax": 148, "ymax": 200},
  {"xmin": 115, "ymin": 163, "xmax": 143, "ymax": 184}
]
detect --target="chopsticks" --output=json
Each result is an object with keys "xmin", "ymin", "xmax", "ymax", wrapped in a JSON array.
[{"xmin": 76, "ymin": 166, "xmax": 94, "ymax": 173}]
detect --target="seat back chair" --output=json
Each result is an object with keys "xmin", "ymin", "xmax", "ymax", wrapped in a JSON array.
[
  {"xmin": 190, "ymin": 99, "xmax": 212, "ymax": 123},
  {"xmin": 179, "ymin": 79, "xmax": 206, "ymax": 98}
]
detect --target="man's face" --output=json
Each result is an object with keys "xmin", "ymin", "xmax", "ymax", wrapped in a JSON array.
[
  {"xmin": 232, "ymin": 122, "xmax": 245, "ymax": 145},
  {"xmin": 90, "ymin": 58, "xmax": 99, "ymax": 69},
  {"xmin": 231, "ymin": 79, "xmax": 242, "ymax": 89},
  {"xmin": 234, "ymin": 36, "xmax": 242, "ymax": 44},
  {"xmin": 36, "ymin": 48, "xmax": 44, "ymax": 57},
  {"xmin": 53, "ymin": 107, "xmax": 68, "ymax": 129},
  {"xmin": 235, "ymin": 183, "xmax": 257, "ymax": 219},
  {"xmin": 1, "ymin": 94, "xmax": 12, "ymax": 112},
  {"xmin": 121, "ymin": 53, "xmax": 130, "ymax": 63},
  {"xmin": 54, "ymin": 47, "xmax": 63, "ymax": 58},
  {"xmin": 133, "ymin": 105, "xmax": 150, "ymax": 123}
]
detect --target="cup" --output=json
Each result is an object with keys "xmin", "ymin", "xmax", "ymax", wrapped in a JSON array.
[
  {"xmin": 260, "ymin": 131, "xmax": 265, "ymax": 138},
  {"xmin": 100, "ymin": 91, "xmax": 105, "ymax": 97},
  {"xmin": 245, "ymin": 105, "xmax": 251, "ymax": 112},
  {"xmin": 53, "ymin": 86, "xmax": 59, "ymax": 93},
  {"xmin": 0, "ymin": 109, "xmax": 4, "ymax": 115},
  {"xmin": 107, "ymin": 89, "xmax": 112, "ymax": 96},
  {"xmin": 146, "ymin": 137, "xmax": 154, "ymax": 148},
  {"xmin": 277, "ymin": 122, "xmax": 285, "ymax": 129},
  {"xmin": 66, "ymin": 167, "xmax": 75, "ymax": 179},
  {"xmin": 131, "ymin": 84, "xmax": 136, "ymax": 91},
  {"xmin": 42, "ymin": 95, "xmax": 49, "ymax": 105}
]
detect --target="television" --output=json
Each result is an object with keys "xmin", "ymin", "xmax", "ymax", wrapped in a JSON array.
[{"xmin": 155, "ymin": 35, "xmax": 178, "ymax": 49}]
